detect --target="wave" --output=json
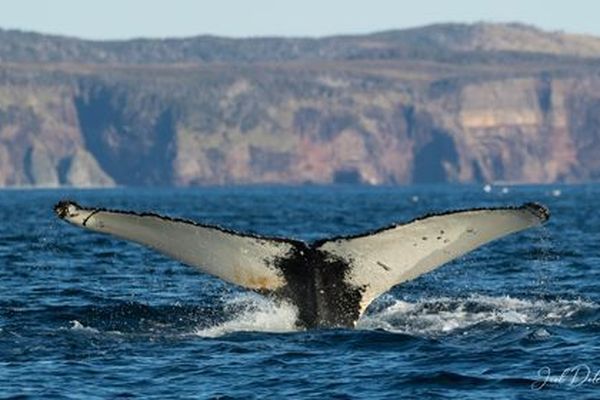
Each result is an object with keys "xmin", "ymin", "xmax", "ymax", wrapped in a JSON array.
[
  {"xmin": 358, "ymin": 294, "xmax": 598, "ymax": 336},
  {"xmin": 68, "ymin": 320, "xmax": 100, "ymax": 334}
]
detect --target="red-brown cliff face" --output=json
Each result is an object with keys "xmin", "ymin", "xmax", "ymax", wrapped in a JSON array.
[{"xmin": 1, "ymin": 23, "xmax": 600, "ymax": 186}]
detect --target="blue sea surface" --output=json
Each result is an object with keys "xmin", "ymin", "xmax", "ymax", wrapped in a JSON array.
[{"xmin": 0, "ymin": 185, "xmax": 599, "ymax": 399}]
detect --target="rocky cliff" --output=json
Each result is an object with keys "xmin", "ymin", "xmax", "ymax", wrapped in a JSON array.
[{"xmin": 1, "ymin": 23, "xmax": 600, "ymax": 186}]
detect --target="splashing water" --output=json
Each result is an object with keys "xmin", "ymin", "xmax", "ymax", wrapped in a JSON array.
[
  {"xmin": 194, "ymin": 294, "xmax": 299, "ymax": 337},
  {"xmin": 191, "ymin": 292, "xmax": 596, "ymax": 338},
  {"xmin": 358, "ymin": 294, "xmax": 598, "ymax": 335}
]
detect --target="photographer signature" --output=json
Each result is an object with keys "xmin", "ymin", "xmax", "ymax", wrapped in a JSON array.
[{"xmin": 532, "ymin": 365, "xmax": 600, "ymax": 390}]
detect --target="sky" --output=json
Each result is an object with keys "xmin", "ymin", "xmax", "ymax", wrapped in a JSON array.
[{"xmin": 1, "ymin": 0, "xmax": 598, "ymax": 40}]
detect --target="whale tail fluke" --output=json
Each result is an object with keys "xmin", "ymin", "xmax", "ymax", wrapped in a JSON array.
[{"xmin": 55, "ymin": 200, "xmax": 549, "ymax": 328}]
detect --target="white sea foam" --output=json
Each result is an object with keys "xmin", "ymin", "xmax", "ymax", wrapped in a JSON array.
[
  {"xmin": 194, "ymin": 294, "xmax": 299, "ymax": 338},
  {"xmin": 357, "ymin": 294, "xmax": 597, "ymax": 336},
  {"xmin": 69, "ymin": 320, "xmax": 100, "ymax": 334}
]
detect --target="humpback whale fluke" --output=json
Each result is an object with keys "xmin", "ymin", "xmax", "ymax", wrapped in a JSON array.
[{"xmin": 54, "ymin": 200, "xmax": 549, "ymax": 329}]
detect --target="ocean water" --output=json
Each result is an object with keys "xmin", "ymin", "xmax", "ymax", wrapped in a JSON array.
[{"xmin": 0, "ymin": 185, "xmax": 598, "ymax": 399}]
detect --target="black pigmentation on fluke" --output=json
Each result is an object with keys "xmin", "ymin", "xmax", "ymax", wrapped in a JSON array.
[
  {"xmin": 523, "ymin": 202, "xmax": 551, "ymax": 222},
  {"xmin": 54, "ymin": 200, "xmax": 77, "ymax": 219}
]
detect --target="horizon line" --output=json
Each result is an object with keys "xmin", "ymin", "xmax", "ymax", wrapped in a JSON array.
[{"xmin": 0, "ymin": 20, "xmax": 585, "ymax": 43}]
